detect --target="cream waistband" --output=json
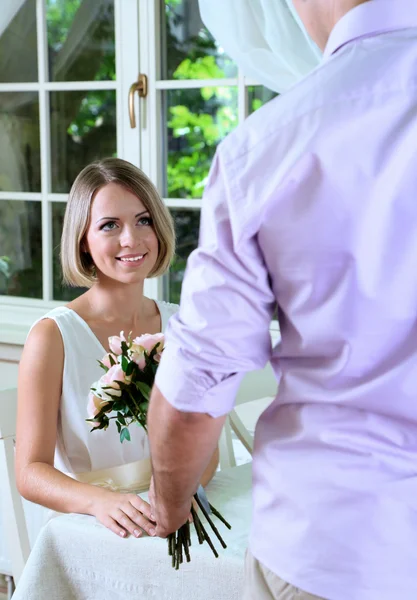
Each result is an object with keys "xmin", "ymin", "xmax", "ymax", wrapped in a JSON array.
[{"xmin": 68, "ymin": 457, "xmax": 152, "ymax": 493}]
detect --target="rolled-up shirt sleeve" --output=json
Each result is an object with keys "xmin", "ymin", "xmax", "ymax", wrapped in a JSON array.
[{"xmin": 155, "ymin": 146, "xmax": 275, "ymax": 418}]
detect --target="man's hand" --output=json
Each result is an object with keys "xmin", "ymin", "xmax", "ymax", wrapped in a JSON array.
[
  {"xmin": 147, "ymin": 386, "xmax": 225, "ymax": 537},
  {"xmin": 149, "ymin": 476, "xmax": 192, "ymax": 538}
]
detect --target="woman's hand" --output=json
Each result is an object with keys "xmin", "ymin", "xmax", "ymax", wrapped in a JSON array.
[{"xmin": 91, "ymin": 488, "xmax": 157, "ymax": 539}]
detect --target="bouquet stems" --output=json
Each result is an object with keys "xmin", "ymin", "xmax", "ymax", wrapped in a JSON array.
[{"xmin": 167, "ymin": 494, "xmax": 231, "ymax": 570}]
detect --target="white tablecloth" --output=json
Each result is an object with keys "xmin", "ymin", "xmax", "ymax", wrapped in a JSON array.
[{"xmin": 13, "ymin": 464, "xmax": 252, "ymax": 600}]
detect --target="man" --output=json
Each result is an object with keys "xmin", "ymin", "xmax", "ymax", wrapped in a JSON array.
[{"xmin": 148, "ymin": 1, "xmax": 417, "ymax": 598}]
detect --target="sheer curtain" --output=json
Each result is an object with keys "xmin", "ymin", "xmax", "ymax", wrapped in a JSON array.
[
  {"xmin": 0, "ymin": 0, "xmax": 27, "ymax": 38},
  {"xmin": 198, "ymin": 0, "xmax": 322, "ymax": 93}
]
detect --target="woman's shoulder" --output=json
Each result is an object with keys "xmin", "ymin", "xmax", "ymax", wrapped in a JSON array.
[
  {"xmin": 27, "ymin": 306, "xmax": 71, "ymax": 338},
  {"xmin": 26, "ymin": 304, "xmax": 89, "ymax": 351},
  {"xmin": 22, "ymin": 311, "xmax": 65, "ymax": 367}
]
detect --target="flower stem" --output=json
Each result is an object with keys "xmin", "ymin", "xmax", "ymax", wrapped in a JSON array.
[
  {"xmin": 194, "ymin": 494, "xmax": 227, "ymax": 549},
  {"xmin": 193, "ymin": 512, "xmax": 219, "ymax": 558},
  {"xmin": 208, "ymin": 503, "xmax": 232, "ymax": 529}
]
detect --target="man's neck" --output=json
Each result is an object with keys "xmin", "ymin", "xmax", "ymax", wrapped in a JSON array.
[{"xmin": 293, "ymin": 0, "xmax": 370, "ymax": 50}]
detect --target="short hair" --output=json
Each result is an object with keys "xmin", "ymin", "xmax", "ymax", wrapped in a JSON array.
[{"xmin": 61, "ymin": 158, "xmax": 175, "ymax": 288}]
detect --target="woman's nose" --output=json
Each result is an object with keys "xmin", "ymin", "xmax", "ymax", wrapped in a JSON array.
[{"xmin": 120, "ymin": 225, "xmax": 139, "ymax": 247}]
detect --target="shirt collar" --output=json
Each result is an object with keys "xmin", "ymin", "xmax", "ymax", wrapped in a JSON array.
[{"xmin": 324, "ymin": 0, "xmax": 417, "ymax": 59}]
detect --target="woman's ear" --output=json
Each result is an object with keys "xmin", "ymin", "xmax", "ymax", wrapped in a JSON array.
[{"xmin": 81, "ymin": 238, "xmax": 89, "ymax": 254}]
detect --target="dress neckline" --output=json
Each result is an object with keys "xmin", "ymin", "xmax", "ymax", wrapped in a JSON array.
[{"xmin": 64, "ymin": 300, "xmax": 165, "ymax": 355}]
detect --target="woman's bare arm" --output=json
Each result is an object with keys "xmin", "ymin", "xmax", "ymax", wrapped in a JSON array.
[
  {"xmin": 16, "ymin": 318, "xmax": 102, "ymax": 514},
  {"xmin": 15, "ymin": 319, "xmax": 155, "ymax": 538}
]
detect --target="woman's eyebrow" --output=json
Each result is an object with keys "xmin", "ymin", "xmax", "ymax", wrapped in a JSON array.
[{"xmin": 96, "ymin": 210, "xmax": 149, "ymax": 224}]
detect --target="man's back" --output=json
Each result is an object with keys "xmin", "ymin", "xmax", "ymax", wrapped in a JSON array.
[
  {"xmin": 155, "ymin": 4, "xmax": 417, "ymax": 598},
  {"xmin": 220, "ymin": 20, "xmax": 417, "ymax": 600}
]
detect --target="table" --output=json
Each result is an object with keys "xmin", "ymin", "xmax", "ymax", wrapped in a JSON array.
[{"xmin": 13, "ymin": 464, "xmax": 252, "ymax": 600}]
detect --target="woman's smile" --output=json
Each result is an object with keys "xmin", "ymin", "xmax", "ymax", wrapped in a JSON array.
[{"xmin": 115, "ymin": 252, "xmax": 147, "ymax": 267}]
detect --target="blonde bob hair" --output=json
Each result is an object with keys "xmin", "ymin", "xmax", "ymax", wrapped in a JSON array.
[{"xmin": 61, "ymin": 158, "xmax": 175, "ymax": 288}]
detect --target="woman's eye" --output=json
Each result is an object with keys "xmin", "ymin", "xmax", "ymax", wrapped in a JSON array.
[
  {"xmin": 138, "ymin": 216, "xmax": 152, "ymax": 226},
  {"xmin": 101, "ymin": 221, "xmax": 117, "ymax": 231}
]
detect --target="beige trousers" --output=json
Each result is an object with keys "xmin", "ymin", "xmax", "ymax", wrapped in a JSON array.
[{"xmin": 243, "ymin": 551, "xmax": 325, "ymax": 600}]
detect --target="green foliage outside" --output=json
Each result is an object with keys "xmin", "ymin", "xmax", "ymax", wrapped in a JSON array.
[{"xmin": 2, "ymin": 0, "xmax": 275, "ymax": 304}]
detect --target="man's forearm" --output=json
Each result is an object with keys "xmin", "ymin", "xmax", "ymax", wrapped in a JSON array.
[{"xmin": 148, "ymin": 384, "xmax": 225, "ymax": 532}]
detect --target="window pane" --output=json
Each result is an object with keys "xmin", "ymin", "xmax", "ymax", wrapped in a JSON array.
[
  {"xmin": 46, "ymin": 0, "xmax": 115, "ymax": 82},
  {"xmin": 165, "ymin": 209, "xmax": 200, "ymax": 304},
  {"xmin": 247, "ymin": 86, "xmax": 278, "ymax": 115},
  {"xmin": 52, "ymin": 202, "xmax": 87, "ymax": 301},
  {"xmin": 50, "ymin": 90, "xmax": 116, "ymax": 193},
  {"xmin": 0, "ymin": 0, "xmax": 38, "ymax": 83},
  {"xmin": 163, "ymin": 87, "xmax": 237, "ymax": 198},
  {"xmin": 0, "ymin": 93, "xmax": 41, "ymax": 192},
  {"xmin": 161, "ymin": 0, "xmax": 236, "ymax": 80},
  {"xmin": 0, "ymin": 200, "xmax": 42, "ymax": 298}
]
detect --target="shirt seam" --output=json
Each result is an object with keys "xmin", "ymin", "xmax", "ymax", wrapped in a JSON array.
[{"xmin": 220, "ymin": 75, "xmax": 417, "ymax": 169}]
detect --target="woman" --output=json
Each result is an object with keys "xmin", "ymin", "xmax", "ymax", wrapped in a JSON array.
[{"xmin": 16, "ymin": 158, "xmax": 219, "ymax": 540}]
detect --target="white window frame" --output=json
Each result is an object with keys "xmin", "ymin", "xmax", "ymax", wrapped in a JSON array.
[
  {"xmin": 0, "ymin": 0, "xmax": 279, "ymax": 347},
  {"xmin": 139, "ymin": 0, "xmax": 279, "ymax": 334},
  {"xmin": 0, "ymin": 0, "xmax": 142, "ymax": 344}
]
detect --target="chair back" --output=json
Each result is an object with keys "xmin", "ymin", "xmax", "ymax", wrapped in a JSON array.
[
  {"xmin": 219, "ymin": 364, "xmax": 277, "ymax": 468},
  {"xmin": 0, "ymin": 388, "xmax": 30, "ymax": 584}
]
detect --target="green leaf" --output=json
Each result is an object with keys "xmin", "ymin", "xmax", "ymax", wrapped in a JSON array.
[
  {"xmin": 201, "ymin": 87, "xmax": 214, "ymax": 101},
  {"xmin": 109, "ymin": 354, "xmax": 117, "ymax": 366},
  {"xmin": 136, "ymin": 381, "xmax": 151, "ymax": 400},
  {"xmin": 117, "ymin": 412, "xmax": 126, "ymax": 425},
  {"xmin": 116, "ymin": 421, "xmax": 122, "ymax": 433},
  {"xmin": 126, "ymin": 360, "xmax": 135, "ymax": 377},
  {"xmin": 139, "ymin": 401, "xmax": 149, "ymax": 413},
  {"xmin": 120, "ymin": 427, "xmax": 131, "ymax": 443},
  {"xmin": 97, "ymin": 360, "xmax": 109, "ymax": 373},
  {"xmin": 121, "ymin": 355, "xmax": 129, "ymax": 371}
]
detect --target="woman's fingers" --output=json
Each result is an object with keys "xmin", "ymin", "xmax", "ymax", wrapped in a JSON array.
[
  {"xmin": 129, "ymin": 494, "xmax": 154, "ymax": 521},
  {"xmin": 103, "ymin": 515, "xmax": 129, "ymax": 538},
  {"xmin": 93, "ymin": 491, "xmax": 157, "ymax": 538},
  {"xmin": 113, "ymin": 508, "xmax": 145, "ymax": 538},
  {"xmin": 123, "ymin": 501, "xmax": 157, "ymax": 537}
]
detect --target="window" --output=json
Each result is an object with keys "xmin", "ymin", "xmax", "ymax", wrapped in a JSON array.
[
  {"xmin": 142, "ymin": 0, "xmax": 277, "ymax": 304},
  {"xmin": 0, "ymin": 0, "xmax": 277, "ymax": 342}
]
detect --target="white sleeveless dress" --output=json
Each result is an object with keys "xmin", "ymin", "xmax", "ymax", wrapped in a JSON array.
[{"xmin": 24, "ymin": 299, "xmax": 178, "ymax": 544}]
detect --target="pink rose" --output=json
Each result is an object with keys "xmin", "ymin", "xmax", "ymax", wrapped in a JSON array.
[
  {"xmin": 90, "ymin": 365, "xmax": 130, "ymax": 403},
  {"xmin": 101, "ymin": 353, "xmax": 116, "ymax": 369},
  {"xmin": 129, "ymin": 345, "xmax": 146, "ymax": 370},
  {"xmin": 108, "ymin": 331, "xmax": 126, "ymax": 355},
  {"xmin": 132, "ymin": 333, "xmax": 164, "ymax": 354},
  {"xmin": 87, "ymin": 391, "xmax": 102, "ymax": 417},
  {"xmin": 101, "ymin": 364, "xmax": 131, "ymax": 389},
  {"xmin": 87, "ymin": 392, "xmax": 104, "ymax": 428}
]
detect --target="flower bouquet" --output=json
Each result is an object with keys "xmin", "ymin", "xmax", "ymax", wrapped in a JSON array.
[{"xmin": 86, "ymin": 331, "xmax": 231, "ymax": 569}]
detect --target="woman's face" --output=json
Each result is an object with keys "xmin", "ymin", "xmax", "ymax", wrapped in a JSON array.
[{"xmin": 85, "ymin": 182, "xmax": 159, "ymax": 285}]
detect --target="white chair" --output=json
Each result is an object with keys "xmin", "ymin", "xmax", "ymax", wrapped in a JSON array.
[
  {"xmin": 0, "ymin": 388, "xmax": 30, "ymax": 596},
  {"xmin": 219, "ymin": 363, "xmax": 277, "ymax": 468}
]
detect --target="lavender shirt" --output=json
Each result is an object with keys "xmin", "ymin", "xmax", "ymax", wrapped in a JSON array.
[{"xmin": 156, "ymin": 2, "xmax": 417, "ymax": 598}]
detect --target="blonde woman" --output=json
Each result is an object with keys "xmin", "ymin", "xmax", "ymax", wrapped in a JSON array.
[{"xmin": 16, "ymin": 158, "xmax": 219, "ymax": 540}]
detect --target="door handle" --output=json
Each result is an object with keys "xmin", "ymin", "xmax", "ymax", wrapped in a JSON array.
[{"xmin": 128, "ymin": 74, "xmax": 148, "ymax": 128}]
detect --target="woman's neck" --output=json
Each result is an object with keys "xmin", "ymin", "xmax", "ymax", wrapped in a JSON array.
[{"xmin": 81, "ymin": 279, "xmax": 150, "ymax": 325}]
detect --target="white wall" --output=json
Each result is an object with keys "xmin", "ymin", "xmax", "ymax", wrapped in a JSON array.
[{"xmin": 0, "ymin": 344, "xmax": 20, "ymax": 390}]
